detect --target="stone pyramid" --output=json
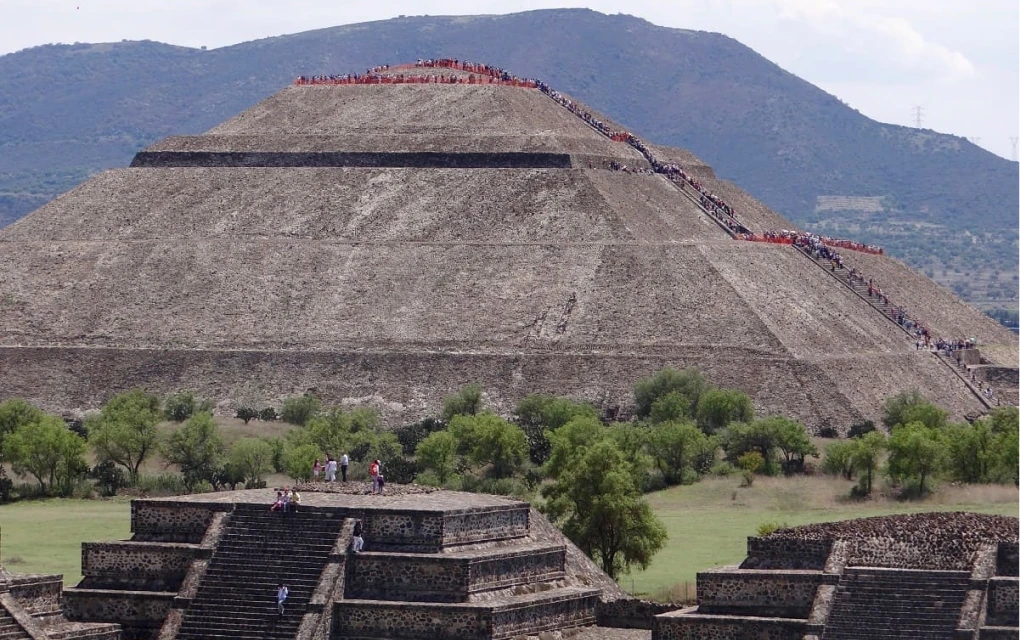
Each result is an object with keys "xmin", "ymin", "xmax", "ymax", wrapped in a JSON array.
[{"xmin": 0, "ymin": 62, "xmax": 1015, "ymax": 428}]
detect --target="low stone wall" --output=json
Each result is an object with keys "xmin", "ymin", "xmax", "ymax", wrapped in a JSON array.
[
  {"xmin": 848, "ymin": 537, "xmax": 975, "ymax": 570},
  {"xmin": 441, "ymin": 506, "xmax": 530, "ymax": 547},
  {"xmin": 63, "ymin": 588, "xmax": 173, "ymax": 635},
  {"xmin": 346, "ymin": 545, "xmax": 564, "ymax": 602},
  {"xmin": 130, "ymin": 501, "xmax": 229, "ymax": 542},
  {"xmin": 360, "ymin": 504, "xmax": 528, "ymax": 551},
  {"xmin": 696, "ymin": 567, "xmax": 829, "ymax": 618},
  {"xmin": 595, "ymin": 598, "xmax": 678, "ymax": 630},
  {"xmin": 4, "ymin": 574, "xmax": 62, "ymax": 616},
  {"xmin": 130, "ymin": 151, "xmax": 573, "ymax": 169},
  {"xmin": 654, "ymin": 608, "xmax": 807, "ymax": 640},
  {"xmin": 331, "ymin": 601, "xmax": 487, "ymax": 639},
  {"xmin": 489, "ymin": 590, "xmax": 598, "ymax": 639},
  {"xmin": 986, "ymin": 577, "xmax": 1019, "ymax": 627},
  {"xmin": 741, "ymin": 537, "xmax": 833, "ymax": 570},
  {"xmin": 81, "ymin": 542, "xmax": 199, "ymax": 591},
  {"xmin": 997, "ymin": 542, "xmax": 1018, "ymax": 576}
]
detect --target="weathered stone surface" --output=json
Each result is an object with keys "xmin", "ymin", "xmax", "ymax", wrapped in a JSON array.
[
  {"xmin": 695, "ymin": 568, "xmax": 826, "ymax": 617},
  {"xmin": 654, "ymin": 608, "xmax": 806, "ymax": 640}
]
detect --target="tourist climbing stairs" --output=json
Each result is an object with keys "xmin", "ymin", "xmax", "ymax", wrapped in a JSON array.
[
  {"xmin": 821, "ymin": 567, "xmax": 971, "ymax": 640},
  {"xmin": 174, "ymin": 504, "xmax": 344, "ymax": 640},
  {"xmin": 0, "ymin": 604, "xmax": 29, "ymax": 640}
]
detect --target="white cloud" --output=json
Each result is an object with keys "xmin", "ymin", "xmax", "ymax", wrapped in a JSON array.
[{"xmin": 772, "ymin": 0, "xmax": 975, "ymax": 79}]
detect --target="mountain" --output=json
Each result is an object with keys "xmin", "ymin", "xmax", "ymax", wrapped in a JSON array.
[{"xmin": 0, "ymin": 9, "xmax": 1016, "ymax": 307}]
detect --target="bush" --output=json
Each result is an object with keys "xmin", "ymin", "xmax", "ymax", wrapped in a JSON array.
[
  {"xmin": 381, "ymin": 456, "xmax": 420, "ymax": 485},
  {"xmin": 394, "ymin": 418, "xmax": 445, "ymax": 456},
  {"xmin": 90, "ymin": 461, "xmax": 126, "ymax": 497},
  {"xmin": 135, "ymin": 473, "xmax": 190, "ymax": 496},
  {"xmin": 740, "ymin": 469, "xmax": 755, "ymax": 487},
  {"xmin": 848, "ymin": 420, "xmax": 875, "ymax": 439},
  {"xmin": 756, "ymin": 521, "xmax": 788, "ymax": 536},
  {"xmin": 633, "ymin": 368, "xmax": 706, "ymax": 419},
  {"xmin": 709, "ymin": 461, "xmax": 737, "ymax": 476},
  {"xmin": 283, "ymin": 443, "xmax": 320, "ymax": 482},
  {"xmin": 281, "ymin": 395, "xmax": 320, "ymax": 426},
  {"xmin": 236, "ymin": 407, "xmax": 258, "ymax": 424},
  {"xmin": 259, "ymin": 407, "xmax": 278, "ymax": 422},
  {"xmin": 264, "ymin": 437, "xmax": 286, "ymax": 472},
  {"xmin": 817, "ymin": 426, "xmax": 838, "ymax": 438},
  {"xmin": 737, "ymin": 451, "xmax": 765, "ymax": 474},
  {"xmin": 163, "ymin": 392, "xmax": 212, "ymax": 422},
  {"xmin": 441, "ymin": 384, "xmax": 484, "ymax": 421},
  {"xmin": 695, "ymin": 389, "xmax": 755, "ymax": 434}
]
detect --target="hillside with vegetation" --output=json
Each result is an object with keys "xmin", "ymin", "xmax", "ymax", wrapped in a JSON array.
[{"xmin": 0, "ymin": 9, "xmax": 1016, "ymax": 312}]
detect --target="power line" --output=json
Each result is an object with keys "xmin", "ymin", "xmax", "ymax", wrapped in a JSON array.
[{"xmin": 912, "ymin": 105, "xmax": 924, "ymax": 128}]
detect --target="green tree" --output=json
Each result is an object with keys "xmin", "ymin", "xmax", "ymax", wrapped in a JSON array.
[
  {"xmin": 416, "ymin": 430, "xmax": 459, "ymax": 484},
  {"xmin": 228, "ymin": 438, "xmax": 274, "ymax": 487},
  {"xmin": 448, "ymin": 413, "xmax": 526, "ymax": 478},
  {"xmin": 235, "ymin": 407, "xmax": 258, "ymax": 424},
  {"xmin": 545, "ymin": 416, "xmax": 608, "ymax": 479},
  {"xmin": 882, "ymin": 391, "xmax": 947, "ymax": 430},
  {"xmin": 281, "ymin": 394, "xmax": 321, "ymax": 426},
  {"xmin": 822, "ymin": 440, "xmax": 857, "ymax": 480},
  {"xmin": 300, "ymin": 407, "xmax": 381, "ymax": 459},
  {"xmin": 4, "ymin": 415, "xmax": 88, "ymax": 494},
  {"xmin": 162, "ymin": 412, "xmax": 225, "ymax": 491},
  {"xmin": 944, "ymin": 421, "xmax": 995, "ymax": 483},
  {"xmin": 646, "ymin": 420, "xmax": 714, "ymax": 485},
  {"xmin": 887, "ymin": 422, "xmax": 944, "ymax": 495},
  {"xmin": 88, "ymin": 389, "xmax": 163, "ymax": 483},
  {"xmin": 542, "ymin": 439, "xmax": 667, "ymax": 580},
  {"xmin": 649, "ymin": 392, "xmax": 691, "ymax": 424},
  {"xmin": 441, "ymin": 384, "xmax": 484, "ymax": 421},
  {"xmin": 0, "ymin": 398, "xmax": 44, "ymax": 455},
  {"xmin": 695, "ymin": 389, "xmax": 755, "ymax": 435},
  {"xmin": 163, "ymin": 391, "xmax": 212, "ymax": 422},
  {"xmin": 767, "ymin": 417, "xmax": 818, "ymax": 474},
  {"xmin": 283, "ymin": 443, "xmax": 321, "ymax": 482},
  {"xmin": 633, "ymin": 368, "xmax": 706, "ymax": 419},
  {"xmin": 851, "ymin": 431, "xmax": 886, "ymax": 496},
  {"xmin": 516, "ymin": 394, "xmax": 598, "ymax": 464}
]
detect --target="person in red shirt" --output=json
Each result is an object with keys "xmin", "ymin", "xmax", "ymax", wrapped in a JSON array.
[{"xmin": 369, "ymin": 460, "xmax": 381, "ymax": 494}]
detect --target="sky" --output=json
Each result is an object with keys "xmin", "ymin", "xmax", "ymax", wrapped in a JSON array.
[{"xmin": 1, "ymin": 0, "xmax": 1017, "ymax": 160}]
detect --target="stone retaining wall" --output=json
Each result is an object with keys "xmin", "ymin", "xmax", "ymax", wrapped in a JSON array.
[
  {"xmin": 130, "ymin": 502, "xmax": 229, "ymax": 542},
  {"xmin": 595, "ymin": 598, "xmax": 678, "ymax": 629},
  {"xmin": 489, "ymin": 590, "xmax": 598, "ymax": 639},
  {"xmin": 696, "ymin": 568, "xmax": 830, "ymax": 618},
  {"xmin": 361, "ymin": 505, "xmax": 528, "ymax": 551},
  {"xmin": 130, "ymin": 151, "xmax": 573, "ymax": 169},
  {"xmin": 3, "ymin": 574, "xmax": 62, "ymax": 616},
  {"xmin": 654, "ymin": 609, "xmax": 807, "ymax": 640},
  {"xmin": 997, "ymin": 542, "xmax": 1018, "ymax": 576},
  {"xmin": 741, "ymin": 537, "xmax": 833, "ymax": 570},
  {"xmin": 80, "ymin": 542, "xmax": 199, "ymax": 591},
  {"xmin": 331, "ymin": 601, "xmax": 487, "ymax": 639},
  {"xmin": 848, "ymin": 537, "xmax": 975, "ymax": 570},
  {"xmin": 986, "ymin": 577, "xmax": 1019, "ymax": 627},
  {"xmin": 63, "ymin": 589, "xmax": 173, "ymax": 635},
  {"xmin": 346, "ymin": 546, "xmax": 564, "ymax": 602},
  {"xmin": 441, "ymin": 506, "xmax": 530, "ymax": 547}
]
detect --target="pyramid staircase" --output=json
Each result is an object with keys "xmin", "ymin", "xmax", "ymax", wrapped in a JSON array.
[
  {"xmin": 174, "ymin": 505, "xmax": 345, "ymax": 639},
  {"xmin": 0, "ymin": 573, "xmax": 119, "ymax": 640},
  {"xmin": 820, "ymin": 568, "xmax": 971, "ymax": 640}
]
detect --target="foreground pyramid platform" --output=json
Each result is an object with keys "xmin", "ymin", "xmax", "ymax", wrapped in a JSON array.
[
  {"xmin": 0, "ymin": 63, "xmax": 1015, "ymax": 428},
  {"xmin": 60, "ymin": 484, "xmax": 640, "ymax": 640},
  {"xmin": 656, "ymin": 513, "xmax": 1019, "ymax": 640}
]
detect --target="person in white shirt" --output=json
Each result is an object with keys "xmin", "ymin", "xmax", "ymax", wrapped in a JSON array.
[
  {"xmin": 340, "ymin": 453, "xmax": 350, "ymax": 482},
  {"xmin": 325, "ymin": 456, "xmax": 337, "ymax": 483}
]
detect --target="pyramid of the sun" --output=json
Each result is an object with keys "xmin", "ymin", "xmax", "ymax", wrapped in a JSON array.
[{"xmin": 0, "ymin": 65, "xmax": 1015, "ymax": 428}]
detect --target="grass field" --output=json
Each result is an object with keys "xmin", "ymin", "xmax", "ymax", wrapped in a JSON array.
[{"xmin": 0, "ymin": 498, "xmax": 131, "ymax": 584}]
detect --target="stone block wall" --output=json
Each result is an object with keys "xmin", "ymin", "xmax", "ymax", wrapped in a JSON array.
[
  {"xmin": 997, "ymin": 541, "xmax": 1018, "ymax": 576},
  {"xmin": 986, "ymin": 577, "xmax": 1019, "ymax": 627},
  {"xmin": 80, "ymin": 542, "xmax": 200, "ymax": 591},
  {"xmin": 4, "ymin": 574, "xmax": 62, "ymax": 616},
  {"xmin": 654, "ymin": 609, "xmax": 806, "ymax": 640},
  {"xmin": 848, "ymin": 536, "xmax": 974, "ymax": 570},
  {"xmin": 346, "ymin": 545, "xmax": 564, "ymax": 602},
  {"xmin": 488, "ymin": 590, "xmax": 598, "ymax": 639},
  {"xmin": 595, "ymin": 598, "xmax": 678, "ymax": 630},
  {"xmin": 361, "ymin": 505, "xmax": 528, "ymax": 551},
  {"xmin": 331, "ymin": 601, "xmax": 487, "ymax": 639},
  {"xmin": 130, "ymin": 501, "xmax": 229, "ymax": 542},
  {"xmin": 741, "ymin": 537, "xmax": 833, "ymax": 570},
  {"xmin": 64, "ymin": 589, "xmax": 173, "ymax": 635},
  {"xmin": 696, "ymin": 568, "xmax": 830, "ymax": 618}
]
